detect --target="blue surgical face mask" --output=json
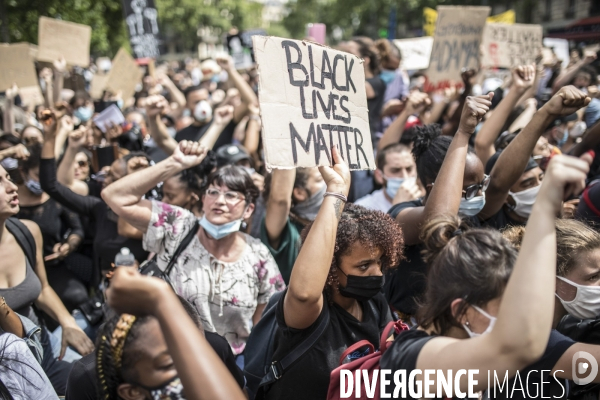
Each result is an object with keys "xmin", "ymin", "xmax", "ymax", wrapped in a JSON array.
[
  {"xmin": 25, "ymin": 178, "xmax": 43, "ymax": 196},
  {"xmin": 117, "ymin": 99, "xmax": 124, "ymax": 110},
  {"xmin": 74, "ymin": 106, "xmax": 94, "ymax": 122},
  {"xmin": 199, "ymin": 215, "xmax": 242, "ymax": 240},
  {"xmin": 384, "ymin": 176, "xmax": 416, "ymax": 199},
  {"xmin": 557, "ymin": 128, "xmax": 569, "ymax": 148},
  {"xmin": 458, "ymin": 193, "xmax": 486, "ymax": 217}
]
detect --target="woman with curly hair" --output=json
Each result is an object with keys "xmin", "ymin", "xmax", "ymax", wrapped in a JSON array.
[{"xmin": 259, "ymin": 148, "xmax": 404, "ymax": 400}]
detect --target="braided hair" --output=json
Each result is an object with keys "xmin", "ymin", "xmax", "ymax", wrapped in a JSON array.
[
  {"xmin": 95, "ymin": 315, "xmax": 151, "ymax": 400},
  {"xmin": 299, "ymin": 203, "xmax": 404, "ymax": 300}
]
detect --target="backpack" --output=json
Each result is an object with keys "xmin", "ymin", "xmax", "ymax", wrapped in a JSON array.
[
  {"xmin": 244, "ymin": 290, "xmax": 330, "ymax": 399},
  {"xmin": 556, "ymin": 315, "xmax": 600, "ymax": 400},
  {"xmin": 327, "ymin": 320, "xmax": 409, "ymax": 400}
]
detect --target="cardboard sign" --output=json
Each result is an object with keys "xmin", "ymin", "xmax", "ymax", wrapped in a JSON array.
[
  {"xmin": 122, "ymin": 0, "xmax": 161, "ymax": 59},
  {"xmin": 89, "ymin": 74, "xmax": 110, "ymax": 100},
  {"xmin": 393, "ymin": 37, "xmax": 434, "ymax": 70},
  {"xmin": 481, "ymin": 23, "xmax": 543, "ymax": 69},
  {"xmin": 105, "ymin": 48, "xmax": 144, "ymax": 102},
  {"xmin": 37, "ymin": 17, "xmax": 91, "ymax": 67},
  {"xmin": 426, "ymin": 6, "xmax": 490, "ymax": 88},
  {"xmin": 0, "ymin": 43, "xmax": 39, "ymax": 91},
  {"xmin": 253, "ymin": 36, "xmax": 375, "ymax": 171},
  {"xmin": 425, "ymin": 8, "xmax": 514, "ymax": 37}
]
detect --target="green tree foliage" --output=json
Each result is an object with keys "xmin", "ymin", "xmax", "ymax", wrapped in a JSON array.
[{"xmin": 3, "ymin": 0, "xmax": 128, "ymax": 57}]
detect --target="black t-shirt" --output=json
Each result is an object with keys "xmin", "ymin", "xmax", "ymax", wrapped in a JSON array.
[
  {"xmin": 367, "ymin": 77, "xmax": 386, "ymax": 138},
  {"xmin": 482, "ymin": 206, "xmax": 524, "ymax": 231},
  {"xmin": 263, "ymin": 290, "xmax": 392, "ymax": 400},
  {"xmin": 386, "ymin": 199, "xmax": 480, "ymax": 316},
  {"xmin": 64, "ymin": 331, "xmax": 245, "ymax": 399},
  {"xmin": 175, "ymin": 119, "xmax": 236, "ymax": 150},
  {"xmin": 489, "ymin": 330, "xmax": 575, "ymax": 400}
]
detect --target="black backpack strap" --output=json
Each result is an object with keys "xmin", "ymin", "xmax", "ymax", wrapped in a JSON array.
[
  {"xmin": 260, "ymin": 299, "xmax": 330, "ymax": 386},
  {"xmin": 6, "ymin": 218, "xmax": 37, "ymax": 267},
  {"xmin": 164, "ymin": 220, "xmax": 199, "ymax": 276}
]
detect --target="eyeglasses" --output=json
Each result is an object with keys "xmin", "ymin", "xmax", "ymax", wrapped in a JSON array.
[
  {"xmin": 462, "ymin": 174, "xmax": 490, "ymax": 200},
  {"xmin": 205, "ymin": 188, "xmax": 245, "ymax": 204},
  {"xmin": 77, "ymin": 160, "xmax": 89, "ymax": 168}
]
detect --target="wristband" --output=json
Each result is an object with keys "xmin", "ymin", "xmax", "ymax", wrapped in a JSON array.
[{"xmin": 324, "ymin": 192, "xmax": 347, "ymax": 202}]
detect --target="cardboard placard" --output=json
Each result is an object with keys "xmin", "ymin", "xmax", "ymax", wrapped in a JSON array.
[
  {"xmin": 426, "ymin": 6, "xmax": 490, "ymax": 88},
  {"xmin": 89, "ymin": 74, "xmax": 110, "ymax": 100},
  {"xmin": 481, "ymin": 23, "xmax": 543, "ymax": 69},
  {"xmin": 253, "ymin": 36, "xmax": 375, "ymax": 171},
  {"xmin": 122, "ymin": 0, "xmax": 161, "ymax": 59},
  {"xmin": 37, "ymin": 17, "xmax": 91, "ymax": 67},
  {"xmin": 0, "ymin": 43, "xmax": 39, "ymax": 91},
  {"xmin": 105, "ymin": 48, "xmax": 144, "ymax": 102},
  {"xmin": 393, "ymin": 37, "xmax": 434, "ymax": 70}
]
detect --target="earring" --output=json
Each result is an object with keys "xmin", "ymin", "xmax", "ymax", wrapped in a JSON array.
[{"xmin": 465, "ymin": 321, "xmax": 470, "ymax": 326}]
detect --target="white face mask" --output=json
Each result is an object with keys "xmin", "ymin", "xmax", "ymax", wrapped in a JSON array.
[
  {"xmin": 569, "ymin": 121, "xmax": 587, "ymax": 138},
  {"xmin": 193, "ymin": 100, "xmax": 213, "ymax": 122},
  {"xmin": 509, "ymin": 184, "xmax": 541, "ymax": 218},
  {"xmin": 459, "ymin": 193, "xmax": 486, "ymax": 217},
  {"xmin": 462, "ymin": 305, "xmax": 496, "ymax": 338},
  {"xmin": 556, "ymin": 276, "xmax": 600, "ymax": 319}
]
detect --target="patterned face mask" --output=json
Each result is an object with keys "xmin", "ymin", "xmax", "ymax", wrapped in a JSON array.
[{"xmin": 145, "ymin": 376, "xmax": 186, "ymax": 400}]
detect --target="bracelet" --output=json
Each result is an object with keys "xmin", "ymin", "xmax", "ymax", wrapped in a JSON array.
[
  {"xmin": 249, "ymin": 115, "xmax": 261, "ymax": 122},
  {"xmin": 324, "ymin": 192, "xmax": 347, "ymax": 202}
]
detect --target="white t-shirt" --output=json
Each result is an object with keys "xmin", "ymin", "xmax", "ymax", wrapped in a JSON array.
[
  {"xmin": 0, "ymin": 333, "xmax": 58, "ymax": 400},
  {"xmin": 354, "ymin": 189, "xmax": 393, "ymax": 213}
]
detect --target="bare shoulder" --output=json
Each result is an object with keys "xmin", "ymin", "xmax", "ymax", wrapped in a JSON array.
[{"xmin": 19, "ymin": 219, "xmax": 43, "ymax": 242}]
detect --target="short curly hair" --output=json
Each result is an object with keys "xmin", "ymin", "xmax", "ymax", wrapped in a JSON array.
[{"xmin": 299, "ymin": 203, "xmax": 404, "ymax": 298}]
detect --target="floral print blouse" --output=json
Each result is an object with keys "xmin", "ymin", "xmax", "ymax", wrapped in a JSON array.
[{"xmin": 144, "ymin": 201, "xmax": 285, "ymax": 355}]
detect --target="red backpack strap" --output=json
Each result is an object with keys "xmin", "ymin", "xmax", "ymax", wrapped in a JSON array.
[
  {"xmin": 338, "ymin": 340, "xmax": 375, "ymax": 365},
  {"xmin": 380, "ymin": 320, "xmax": 410, "ymax": 354}
]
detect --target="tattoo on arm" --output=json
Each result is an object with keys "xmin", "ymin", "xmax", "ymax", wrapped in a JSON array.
[{"xmin": 333, "ymin": 199, "xmax": 344, "ymax": 220}]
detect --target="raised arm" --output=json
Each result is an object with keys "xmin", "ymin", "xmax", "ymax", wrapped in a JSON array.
[
  {"xmin": 101, "ymin": 141, "xmax": 207, "ymax": 233},
  {"xmin": 145, "ymin": 95, "xmax": 178, "ymax": 155},
  {"xmin": 284, "ymin": 147, "xmax": 350, "ymax": 330},
  {"xmin": 508, "ymin": 98, "xmax": 538, "ymax": 133},
  {"xmin": 378, "ymin": 92, "xmax": 431, "ymax": 151},
  {"xmin": 3, "ymin": 84, "xmax": 17, "ymax": 135},
  {"xmin": 156, "ymin": 71, "xmax": 186, "ymax": 109},
  {"xmin": 244, "ymin": 103, "xmax": 261, "ymax": 157},
  {"xmin": 441, "ymin": 69, "xmax": 475, "ymax": 136},
  {"xmin": 56, "ymin": 126, "xmax": 90, "ymax": 196},
  {"xmin": 52, "ymin": 57, "xmax": 67, "ymax": 105},
  {"xmin": 552, "ymin": 51, "xmax": 597, "ymax": 93},
  {"xmin": 199, "ymin": 105, "xmax": 234, "ymax": 149},
  {"xmin": 40, "ymin": 68, "xmax": 54, "ymax": 109},
  {"xmin": 480, "ymin": 86, "xmax": 591, "ymax": 219},
  {"xmin": 107, "ymin": 267, "xmax": 246, "ymax": 400},
  {"xmin": 474, "ymin": 65, "xmax": 535, "ymax": 165},
  {"xmin": 264, "ymin": 169, "xmax": 296, "ymax": 250},
  {"xmin": 396, "ymin": 94, "xmax": 493, "ymax": 246},
  {"xmin": 568, "ymin": 119, "xmax": 600, "ymax": 157},
  {"xmin": 216, "ymin": 56, "xmax": 258, "ymax": 124},
  {"xmin": 416, "ymin": 155, "xmax": 589, "ymax": 395}
]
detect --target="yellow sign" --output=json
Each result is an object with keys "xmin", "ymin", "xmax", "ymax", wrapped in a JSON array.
[{"xmin": 424, "ymin": 8, "xmax": 515, "ymax": 36}]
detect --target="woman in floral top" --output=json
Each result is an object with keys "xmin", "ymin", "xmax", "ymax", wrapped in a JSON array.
[{"xmin": 102, "ymin": 141, "xmax": 285, "ymax": 356}]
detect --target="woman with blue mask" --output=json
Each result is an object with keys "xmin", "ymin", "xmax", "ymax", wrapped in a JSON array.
[
  {"xmin": 381, "ymin": 155, "xmax": 589, "ymax": 399},
  {"xmin": 102, "ymin": 141, "xmax": 284, "ymax": 366}
]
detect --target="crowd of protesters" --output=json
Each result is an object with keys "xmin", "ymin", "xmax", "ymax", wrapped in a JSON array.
[{"xmin": 0, "ymin": 34, "xmax": 600, "ymax": 400}]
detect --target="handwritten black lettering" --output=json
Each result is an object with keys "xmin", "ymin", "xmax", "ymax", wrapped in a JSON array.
[
  {"xmin": 282, "ymin": 40, "xmax": 309, "ymax": 87},
  {"xmin": 309, "ymin": 45, "xmax": 325, "ymax": 89},
  {"xmin": 332, "ymin": 55, "xmax": 347, "ymax": 91},
  {"xmin": 290, "ymin": 122, "xmax": 315, "ymax": 164}
]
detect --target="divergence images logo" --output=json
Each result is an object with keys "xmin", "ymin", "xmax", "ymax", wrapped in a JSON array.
[{"xmin": 572, "ymin": 351, "xmax": 599, "ymax": 385}]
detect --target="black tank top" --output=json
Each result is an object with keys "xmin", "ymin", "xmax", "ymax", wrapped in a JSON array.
[{"xmin": 0, "ymin": 259, "xmax": 42, "ymax": 325}]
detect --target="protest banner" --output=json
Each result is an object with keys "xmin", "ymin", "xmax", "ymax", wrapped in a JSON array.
[
  {"xmin": 0, "ymin": 43, "xmax": 39, "ymax": 91},
  {"xmin": 543, "ymin": 38, "xmax": 570, "ymax": 69},
  {"xmin": 424, "ymin": 8, "xmax": 513, "ymax": 37},
  {"xmin": 481, "ymin": 23, "xmax": 542, "ymax": 69},
  {"xmin": 252, "ymin": 36, "xmax": 375, "ymax": 171},
  {"xmin": 122, "ymin": 0, "xmax": 161, "ymax": 59},
  {"xmin": 227, "ymin": 33, "xmax": 254, "ymax": 70},
  {"xmin": 393, "ymin": 37, "xmax": 434, "ymax": 70},
  {"xmin": 105, "ymin": 48, "xmax": 144, "ymax": 102},
  {"xmin": 426, "ymin": 6, "xmax": 490, "ymax": 89},
  {"xmin": 37, "ymin": 17, "xmax": 91, "ymax": 67},
  {"xmin": 89, "ymin": 74, "xmax": 110, "ymax": 100}
]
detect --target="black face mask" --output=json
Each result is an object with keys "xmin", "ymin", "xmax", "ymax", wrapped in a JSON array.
[{"xmin": 338, "ymin": 269, "xmax": 384, "ymax": 302}]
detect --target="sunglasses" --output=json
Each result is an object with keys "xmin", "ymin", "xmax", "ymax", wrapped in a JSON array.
[
  {"xmin": 76, "ymin": 160, "xmax": 89, "ymax": 168},
  {"xmin": 462, "ymin": 174, "xmax": 490, "ymax": 200}
]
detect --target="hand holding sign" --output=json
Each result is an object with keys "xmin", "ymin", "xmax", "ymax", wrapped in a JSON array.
[
  {"xmin": 319, "ymin": 146, "xmax": 351, "ymax": 198},
  {"xmin": 458, "ymin": 93, "xmax": 494, "ymax": 135},
  {"xmin": 541, "ymin": 86, "xmax": 591, "ymax": 117}
]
